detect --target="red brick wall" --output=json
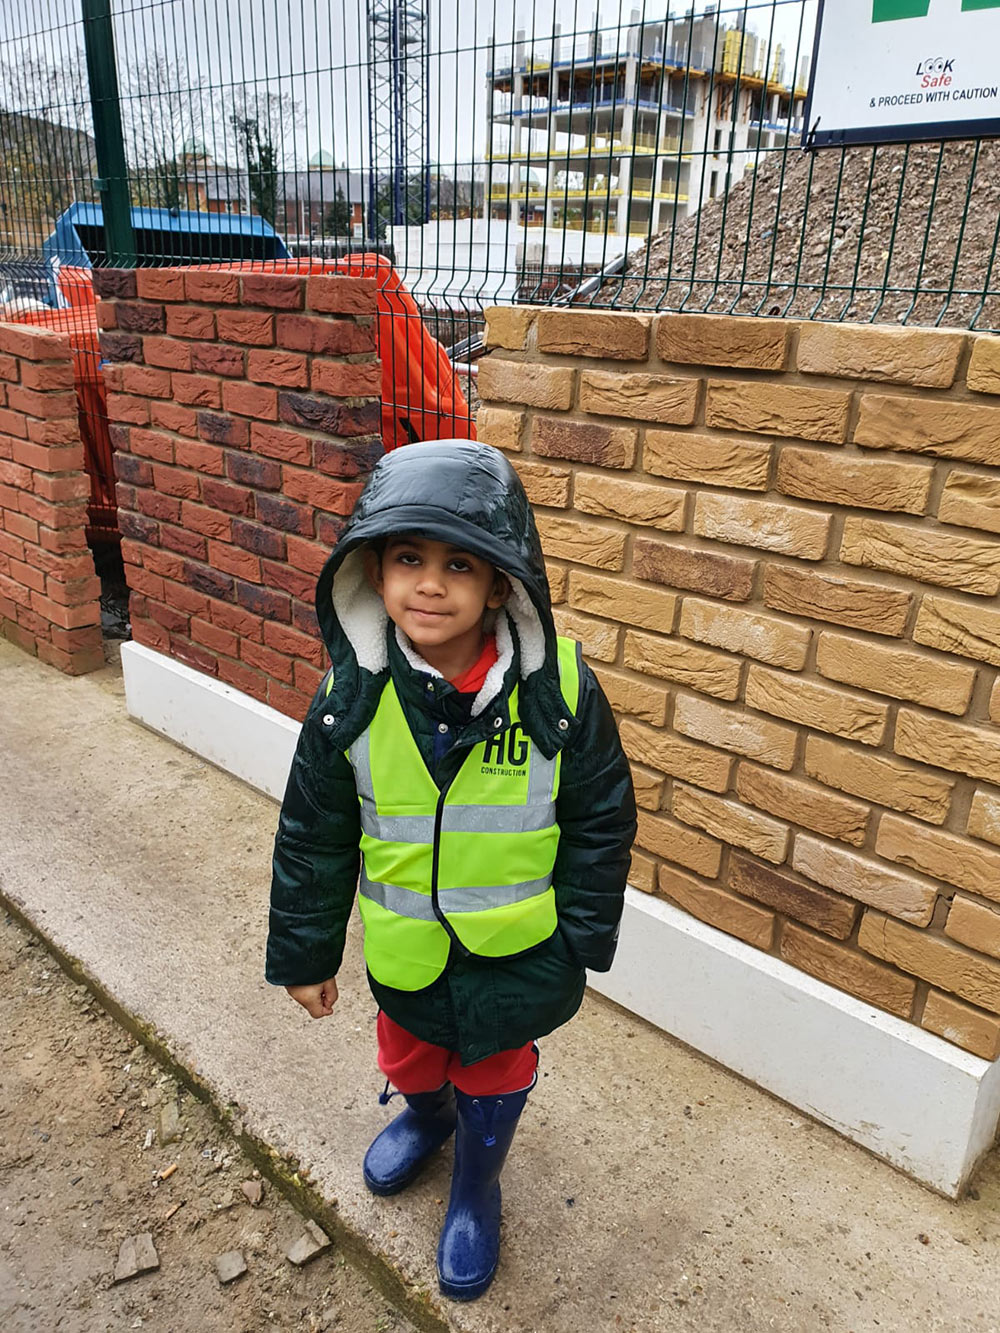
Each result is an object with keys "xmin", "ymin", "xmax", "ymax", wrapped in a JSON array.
[
  {"xmin": 0, "ymin": 322, "xmax": 104, "ymax": 675},
  {"xmin": 97, "ymin": 267, "xmax": 382, "ymax": 721}
]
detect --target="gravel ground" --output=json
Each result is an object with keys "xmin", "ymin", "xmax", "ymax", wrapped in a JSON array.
[{"xmin": 0, "ymin": 911, "xmax": 415, "ymax": 1333}]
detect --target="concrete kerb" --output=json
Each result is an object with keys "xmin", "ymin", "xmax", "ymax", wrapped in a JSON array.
[{"xmin": 0, "ymin": 890, "xmax": 450, "ymax": 1333}]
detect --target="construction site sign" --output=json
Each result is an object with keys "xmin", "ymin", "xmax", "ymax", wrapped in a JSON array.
[{"xmin": 804, "ymin": 0, "xmax": 1000, "ymax": 146}]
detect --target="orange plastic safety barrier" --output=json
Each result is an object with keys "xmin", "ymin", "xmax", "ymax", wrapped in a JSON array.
[
  {"xmin": 272, "ymin": 254, "xmax": 475, "ymax": 453},
  {"xmin": 14, "ymin": 276, "xmax": 116, "ymax": 542}
]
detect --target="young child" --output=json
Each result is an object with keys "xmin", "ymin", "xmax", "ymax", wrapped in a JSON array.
[{"xmin": 266, "ymin": 439, "xmax": 636, "ymax": 1301}]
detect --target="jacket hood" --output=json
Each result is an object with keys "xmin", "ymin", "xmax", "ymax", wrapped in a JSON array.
[{"xmin": 314, "ymin": 440, "xmax": 578, "ymax": 756}]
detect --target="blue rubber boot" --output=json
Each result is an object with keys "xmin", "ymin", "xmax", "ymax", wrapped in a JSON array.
[
  {"xmin": 436, "ymin": 1083, "xmax": 531, "ymax": 1301},
  {"xmin": 363, "ymin": 1082, "xmax": 457, "ymax": 1196}
]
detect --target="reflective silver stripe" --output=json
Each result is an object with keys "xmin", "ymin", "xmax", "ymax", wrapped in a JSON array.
[
  {"xmin": 359, "ymin": 871, "xmax": 439, "ymax": 921},
  {"xmin": 528, "ymin": 745, "xmax": 558, "ymax": 807},
  {"xmin": 360, "ymin": 806, "xmax": 434, "ymax": 841},
  {"xmin": 364, "ymin": 803, "xmax": 555, "ymax": 839},
  {"xmin": 351, "ymin": 734, "xmax": 410, "ymax": 841},
  {"xmin": 439, "ymin": 876, "xmax": 552, "ymax": 913},
  {"xmin": 359, "ymin": 870, "xmax": 552, "ymax": 919},
  {"xmin": 348, "ymin": 734, "xmax": 374, "ymax": 802},
  {"xmin": 439, "ymin": 802, "xmax": 555, "ymax": 835}
]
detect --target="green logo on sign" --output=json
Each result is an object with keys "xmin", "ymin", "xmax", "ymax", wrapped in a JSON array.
[{"xmin": 873, "ymin": 0, "xmax": 1000, "ymax": 20}]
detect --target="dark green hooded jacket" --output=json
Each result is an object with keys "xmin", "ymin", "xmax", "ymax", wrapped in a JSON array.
[{"xmin": 266, "ymin": 440, "xmax": 636, "ymax": 1064}]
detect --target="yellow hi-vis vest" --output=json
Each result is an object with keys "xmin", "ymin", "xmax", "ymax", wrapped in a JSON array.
[{"xmin": 345, "ymin": 636, "xmax": 581, "ymax": 992}]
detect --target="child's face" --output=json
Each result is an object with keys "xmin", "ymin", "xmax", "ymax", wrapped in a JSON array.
[{"xmin": 367, "ymin": 535, "xmax": 508, "ymax": 659}]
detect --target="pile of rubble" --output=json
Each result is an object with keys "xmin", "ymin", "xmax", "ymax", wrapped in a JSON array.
[{"xmin": 600, "ymin": 137, "xmax": 1000, "ymax": 329}]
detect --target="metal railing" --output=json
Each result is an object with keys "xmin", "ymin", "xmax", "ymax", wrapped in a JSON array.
[
  {"xmin": 2, "ymin": 0, "xmax": 999, "ymax": 546},
  {"xmin": 5, "ymin": 2, "xmax": 998, "ymax": 325}
]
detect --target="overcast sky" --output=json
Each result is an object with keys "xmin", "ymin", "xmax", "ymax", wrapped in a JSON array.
[{"xmin": 3, "ymin": 0, "xmax": 817, "ymax": 170}]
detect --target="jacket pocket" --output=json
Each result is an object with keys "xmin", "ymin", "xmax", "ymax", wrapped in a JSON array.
[{"xmin": 549, "ymin": 922, "xmax": 585, "ymax": 972}]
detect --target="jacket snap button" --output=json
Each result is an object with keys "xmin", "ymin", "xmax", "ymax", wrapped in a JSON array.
[
  {"xmin": 493, "ymin": 716, "xmax": 503, "ymax": 729},
  {"xmin": 322, "ymin": 714, "xmax": 335, "ymax": 726},
  {"xmin": 426, "ymin": 681, "xmax": 435, "ymax": 691},
  {"xmin": 437, "ymin": 722, "xmax": 449, "ymax": 734},
  {"xmin": 558, "ymin": 718, "xmax": 569, "ymax": 730}
]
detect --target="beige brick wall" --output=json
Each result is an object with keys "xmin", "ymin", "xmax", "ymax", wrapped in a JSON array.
[{"xmin": 479, "ymin": 305, "xmax": 1000, "ymax": 1062}]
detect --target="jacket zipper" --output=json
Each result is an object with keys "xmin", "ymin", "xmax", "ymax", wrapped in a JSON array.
[{"xmin": 431, "ymin": 775, "xmax": 470, "ymax": 957}]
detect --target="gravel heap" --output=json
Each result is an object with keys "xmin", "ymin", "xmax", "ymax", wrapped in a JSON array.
[{"xmin": 597, "ymin": 138, "xmax": 1000, "ymax": 329}]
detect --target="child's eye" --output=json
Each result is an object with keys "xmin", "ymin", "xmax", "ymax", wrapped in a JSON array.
[
  {"xmin": 448, "ymin": 559, "xmax": 472, "ymax": 572},
  {"xmin": 396, "ymin": 551, "xmax": 421, "ymax": 566}
]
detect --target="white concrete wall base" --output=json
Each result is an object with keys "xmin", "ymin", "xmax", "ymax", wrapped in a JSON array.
[
  {"xmin": 121, "ymin": 642, "xmax": 1000, "ymax": 1196},
  {"xmin": 591, "ymin": 890, "xmax": 1000, "ymax": 1198},
  {"xmin": 120, "ymin": 641, "xmax": 300, "ymax": 801}
]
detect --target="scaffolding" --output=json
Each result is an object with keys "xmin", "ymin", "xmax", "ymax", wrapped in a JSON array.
[{"xmin": 366, "ymin": 2, "xmax": 431, "ymax": 239}]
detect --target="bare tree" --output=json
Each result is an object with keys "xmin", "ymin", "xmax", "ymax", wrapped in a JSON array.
[
  {"xmin": 119, "ymin": 52, "xmax": 209, "ymax": 210},
  {"xmin": 0, "ymin": 49, "xmax": 95, "ymax": 247},
  {"xmin": 221, "ymin": 87, "xmax": 301, "ymax": 224},
  {"xmin": 0, "ymin": 49, "xmax": 89, "ymax": 125}
]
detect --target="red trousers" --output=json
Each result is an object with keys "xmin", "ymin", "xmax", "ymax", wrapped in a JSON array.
[{"xmin": 376, "ymin": 1012, "xmax": 537, "ymax": 1096}]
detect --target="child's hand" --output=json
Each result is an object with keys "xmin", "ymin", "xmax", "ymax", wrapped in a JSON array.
[{"xmin": 285, "ymin": 977, "xmax": 339, "ymax": 1018}]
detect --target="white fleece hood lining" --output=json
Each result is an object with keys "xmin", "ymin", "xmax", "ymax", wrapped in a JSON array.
[
  {"xmin": 330, "ymin": 546, "xmax": 547, "ymax": 713},
  {"xmin": 332, "ymin": 549, "xmax": 387, "ymax": 674}
]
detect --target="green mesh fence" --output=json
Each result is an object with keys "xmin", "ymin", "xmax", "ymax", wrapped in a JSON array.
[
  {"xmin": 4, "ymin": 1, "xmax": 999, "ymax": 327},
  {"xmin": 2, "ymin": 2, "xmax": 998, "ymax": 543}
]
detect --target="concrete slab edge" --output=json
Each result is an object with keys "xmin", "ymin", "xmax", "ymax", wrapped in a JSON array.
[
  {"xmin": 120, "ymin": 641, "xmax": 1000, "ymax": 1198},
  {"xmin": 0, "ymin": 889, "xmax": 450, "ymax": 1333}
]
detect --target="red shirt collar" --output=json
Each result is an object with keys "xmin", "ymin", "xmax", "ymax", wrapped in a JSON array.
[{"xmin": 448, "ymin": 634, "xmax": 498, "ymax": 694}]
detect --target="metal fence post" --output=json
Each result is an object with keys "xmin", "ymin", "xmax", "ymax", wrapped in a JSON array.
[{"xmin": 81, "ymin": 0, "xmax": 135, "ymax": 267}]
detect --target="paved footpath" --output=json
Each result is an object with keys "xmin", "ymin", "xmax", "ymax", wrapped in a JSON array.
[{"xmin": 1, "ymin": 638, "xmax": 998, "ymax": 1333}]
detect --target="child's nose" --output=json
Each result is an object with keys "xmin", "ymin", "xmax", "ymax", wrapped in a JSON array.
[{"xmin": 416, "ymin": 566, "xmax": 447, "ymax": 594}]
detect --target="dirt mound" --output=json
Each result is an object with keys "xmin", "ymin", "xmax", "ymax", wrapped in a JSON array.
[{"xmin": 599, "ymin": 138, "xmax": 1000, "ymax": 329}]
